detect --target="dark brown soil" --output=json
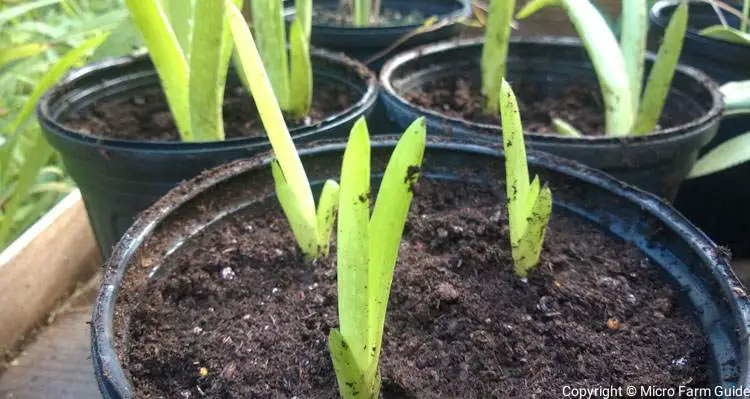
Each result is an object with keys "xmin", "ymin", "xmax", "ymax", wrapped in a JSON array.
[
  {"xmin": 314, "ymin": 6, "xmax": 423, "ymax": 27},
  {"xmin": 64, "ymin": 81, "xmax": 355, "ymax": 142},
  {"xmin": 403, "ymin": 76, "xmax": 693, "ymax": 136},
  {"xmin": 123, "ymin": 179, "xmax": 709, "ymax": 398}
]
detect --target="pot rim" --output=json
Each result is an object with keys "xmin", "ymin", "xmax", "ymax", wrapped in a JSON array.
[
  {"xmin": 379, "ymin": 36, "xmax": 724, "ymax": 145},
  {"xmin": 651, "ymin": 0, "xmax": 749, "ymax": 48},
  {"xmin": 37, "ymin": 47, "xmax": 378, "ymax": 151},
  {"xmin": 305, "ymin": 0, "xmax": 471, "ymax": 31},
  {"xmin": 92, "ymin": 138, "xmax": 750, "ymax": 397}
]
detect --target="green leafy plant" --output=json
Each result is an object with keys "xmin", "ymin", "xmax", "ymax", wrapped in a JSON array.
[
  {"xmin": 329, "ymin": 115, "xmax": 426, "ymax": 399},
  {"xmin": 699, "ymin": 0, "xmax": 750, "ymax": 45},
  {"xmin": 1, "ymin": 0, "xmax": 126, "ymax": 250},
  {"xmin": 499, "ymin": 79, "xmax": 552, "ymax": 277},
  {"xmin": 516, "ymin": 0, "xmax": 688, "ymax": 136},
  {"xmin": 124, "ymin": 0, "xmax": 241, "ymax": 142},
  {"xmin": 250, "ymin": 0, "xmax": 312, "ymax": 119},
  {"xmin": 231, "ymin": 6, "xmax": 427, "ymax": 397},
  {"xmin": 480, "ymin": 0, "xmax": 515, "ymax": 113},
  {"xmin": 227, "ymin": 0, "xmax": 334, "ymax": 261}
]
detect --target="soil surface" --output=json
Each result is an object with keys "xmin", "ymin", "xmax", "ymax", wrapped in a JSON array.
[
  {"xmin": 403, "ymin": 76, "xmax": 694, "ymax": 136},
  {"xmin": 313, "ymin": 6, "xmax": 423, "ymax": 27},
  {"xmin": 122, "ymin": 179, "xmax": 709, "ymax": 398},
  {"xmin": 64, "ymin": 81, "xmax": 355, "ymax": 142}
]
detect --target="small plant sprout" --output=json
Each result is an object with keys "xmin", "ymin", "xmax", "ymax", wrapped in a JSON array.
[
  {"xmin": 250, "ymin": 0, "xmax": 313, "ymax": 119},
  {"xmin": 329, "ymin": 117, "xmax": 426, "ymax": 399},
  {"xmin": 227, "ymin": 0, "xmax": 337, "ymax": 261},
  {"xmin": 124, "ymin": 0, "xmax": 242, "ymax": 142},
  {"xmin": 500, "ymin": 80, "xmax": 552, "ymax": 278},
  {"xmin": 481, "ymin": 0, "xmax": 515, "ymax": 113},
  {"xmin": 517, "ymin": 0, "xmax": 688, "ymax": 136}
]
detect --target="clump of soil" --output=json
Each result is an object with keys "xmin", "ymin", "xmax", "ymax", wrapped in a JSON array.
[
  {"xmin": 403, "ymin": 76, "xmax": 693, "ymax": 135},
  {"xmin": 313, "ymin": 6, "xmax": 423, "ymax": 27},
  {"xmin": 64, "ymin": 81, "xmax": 355, "ymax": 142},
  {"xmin": 122, "ymin": 179, "xmax": 709, "ymax": 398}
]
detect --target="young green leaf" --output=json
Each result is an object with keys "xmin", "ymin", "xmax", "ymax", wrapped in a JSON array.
[
  {"xmin": 699, "ymin": 25, "xmax": 750, "ymax": 45},
  {"xmin": 337, "ymin": 118, "xmax": 371, "ymax": 372},
  {"xmin": 250, "ymin": 0, "xmax": 290, "ymax": 109},
  {"xmin": 481, "ymin": 0, "xmax": 515, "ymax": 114},
  {"xmin": 367, "ymin": 117, "xmax": 425, "ymax": 360},
  {"xmin": 288, "ymin": 19, "xmax": 313, "ymax": 118},
  {"xmin": 328, "ymin": 329, "xmax": 376, "ymax": 399},
  {"xmin": 296, "ymin": 0, "xmax": 312, "ymax": 38},
  {"xmin": 125, "ymin": 0, "xmax": 191, "ymax": 141},
  {"xmin": 513, "ymin": 184, "xmax": 552, "ymax": 277},
  {"xmin": 552, "ymin": 118, "xmax": 583, "ymax": 138},
  {"xmin": 721, "ymin": 80, "xmax": 750, "ymax": 113},
  {"xmin": 354, "ymin": 0, "xmax": 372, "ymax": 26},
  {"xmin": 330, "ymin": 117, "xmax": 426, "ymax": 399},
  {"xmin": 164, "ymin": 0, "xmax": 194, "ymax": 62},
  {"xmin": 518, "ymin": 0, "xmax": 634, "ymax": 136},
  {"xmin": 500, "ymin": 80, "xmax": 530, "ymax": 247},
  {"xmin": 499, "ymin": 79, "xmax": 552, "ymax": 277},
  {"xmin": 632, "ymin": 2, "xmax": 687, "ymax": 135},
  {"xmin": 689, "ymin": 131, "xmax": 750, "ymax": 178},
  {"xmin": 271, "ymin": 160, "xmax": 320, "ymax": 258},
  {"xmin": 188, "ymin": 0, "xmax": 229, "ymax": 142},
  {"xmin": 228, "ymin": 0, "xmax": 320, "ymax": 259},
  {"xmin": 621, "ymin": 0, "xmax": 648, "ymax": 116}
]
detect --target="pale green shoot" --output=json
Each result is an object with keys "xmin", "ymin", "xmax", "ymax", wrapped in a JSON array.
[
  {"xmin": 163, "ymin": 0, "xmax": 194, "ymax": 62},
  {"xmin": 518, "ymin": 0, "xmax": 688, "ymax": 137},
  {"xmin": 249, "ymin": 0, "xmax": 312, "ymax": 118},
  {"xmin": 227, "ymin": 0, "xmax": 337, "ymax": 261},
  {"xmin": 689, "ymin": 131, "xmax": 750, "ymax": 178},
  {"xmin": 481, "ymin": 0, "xmax": 515, "ymax": 114},
  {"xmin": 354, "ymin": 0, "xmax": 372, "ymax": 26},
  {"xmin": 632, "ymin": 2, "xmax": 687, "ymax": 135},
  {"xmin": 329, "ymin": 117, "xmax": 426, "ymax": 399},
  {"xmin": 720, "ymin": 80, "xmax": 750, "ymax": 113},
  {"xmin": 551, "ymin": 118, "xmax": 583, "ymax": 138},
  {"xmin": 124, "ymin": 0, "xmax": 241, "ymax": 142},
  {"xmin": 621, "ymin": 0, "xmax": 648, "ymax": 116},
  {"xmin": 499, "ymin": 80, "xmax": 552, "ymax": 277}
]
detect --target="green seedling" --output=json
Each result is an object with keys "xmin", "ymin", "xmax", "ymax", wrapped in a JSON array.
[
  {"xmin": 232, "ymin": 3, "xmax": 428, "ymax": 395},
  {"xmin": 500, "ymin": 80, "xmax": 552, "ymax": 277},
  {"xmin": 250, "ymin": 0, "xmax": 312, "ymax": 118},
  {"xmin": 329, "ymin": 117, "xmax": 426, "ymax": 399},
  {"xmin": 517, "ymin": 0, "xmax": 688, "ymax": 136},
  {"xmin": 124, "ymin": 0, "xmax": 241, "ymax": 142},
  {"xmin": 227, "ymin": 0, "xmax": 334, "ymax": 261},
  {"xmin": 480, "ymin": 0, "xmax": 515, "ymax": 113}
]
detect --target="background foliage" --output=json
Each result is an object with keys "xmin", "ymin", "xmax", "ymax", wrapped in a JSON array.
[{"xmin": 0, "ymin": 0, "xmax": 132, "ymax": 250}]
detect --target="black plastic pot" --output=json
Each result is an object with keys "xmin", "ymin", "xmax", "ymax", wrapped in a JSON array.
[
  {"xmin": 675, "ymin": 112, "xmax": 750, "ymax": 258},
  {"xmin": 649, "ymin": 0, "xmax": 750, "ymax": 84},
  {"xmin": 289, "ymin": 0, "xmax": 471, "ymax": 71},
  {"xmin": 38, "ymin": 50, "xmax": 377, "ymax": 259},
  {"xmin": 91, "ymin": 138, "xmax": 749, "ymax": 398},
  {"xmin": 380, "ymin": 37, "xmax": 724, "ymax": 200}
]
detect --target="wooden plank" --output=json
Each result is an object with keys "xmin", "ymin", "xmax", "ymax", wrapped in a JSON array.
[{"xmin": 0, "ymin": 190, "xmax": 101, "ymax": 360}]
